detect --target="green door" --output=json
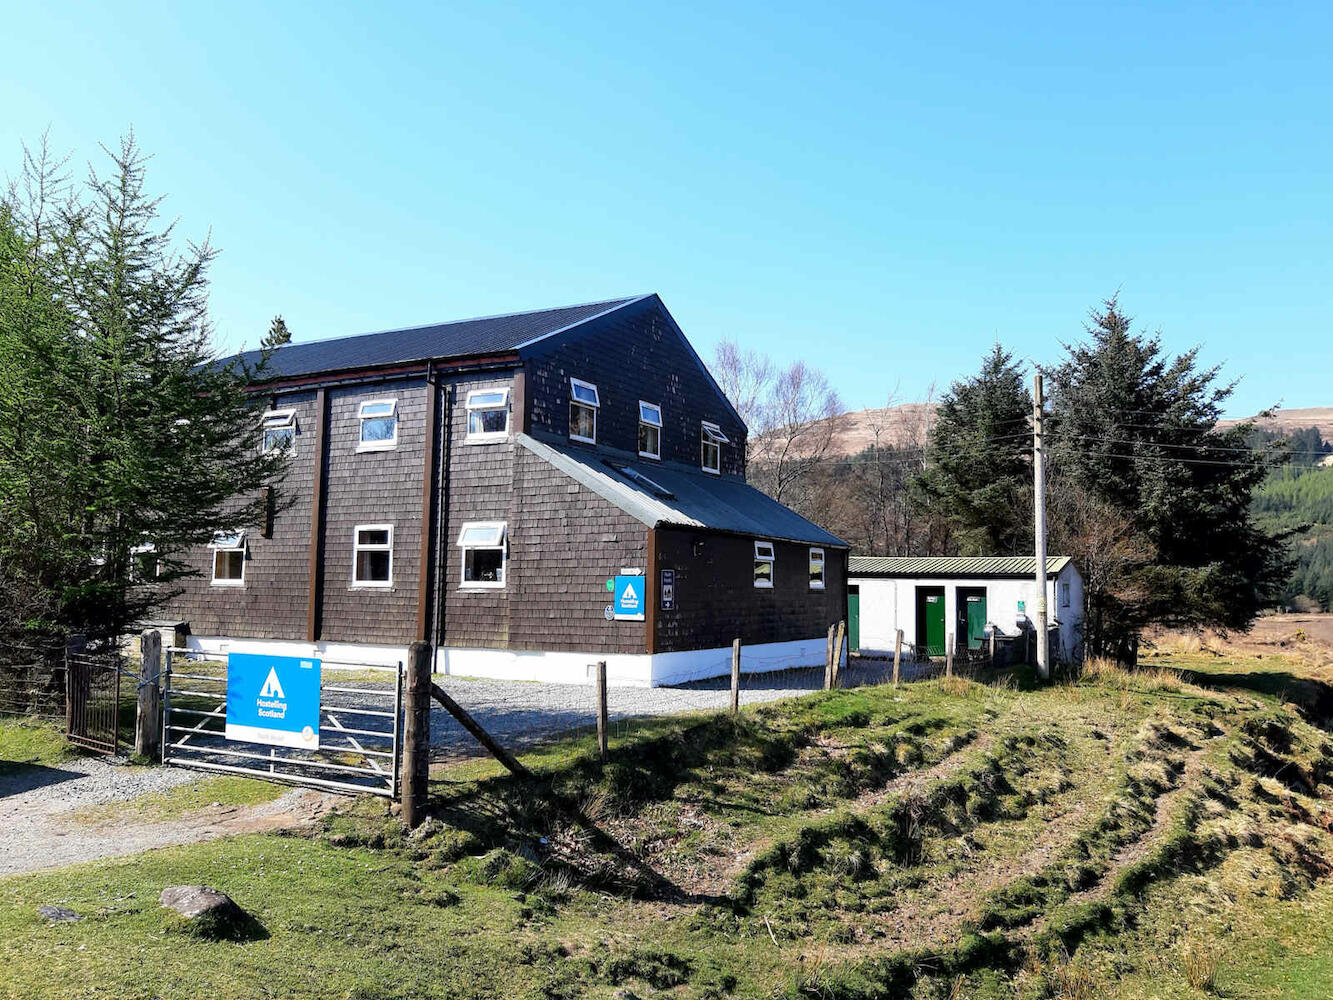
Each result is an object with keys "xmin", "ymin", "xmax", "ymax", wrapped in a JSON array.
[
  {"xmin": 847, "ymin": 587, "xmax": 860, "ymax": 652},
  {"xmin": 917, "ymin": 587, "xmax": 946, "ymax": 657},
  {"xmin": 965, "ymin": 592, "xmax": 988, "ymax": 649}
]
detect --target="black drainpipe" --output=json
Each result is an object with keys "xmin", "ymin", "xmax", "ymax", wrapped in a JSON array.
[{"xmin": 431, "ymin": 381, "xmax": 454, "ymax": 661}]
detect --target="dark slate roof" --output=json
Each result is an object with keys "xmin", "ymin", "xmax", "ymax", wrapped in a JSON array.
[
  {"xmin": 520, "ymin": 435, "xmax": 847, "ymax": 548},
  {"xmin": 849, "ymin": 556, "xmax": 1073, "ymax": 578},
  {"xmin": 233, "ymin": 296, "xmax": 646, "ymax": 379}
]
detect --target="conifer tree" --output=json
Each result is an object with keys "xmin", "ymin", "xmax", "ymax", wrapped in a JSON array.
[
  {"xmin": 261, "ymin": 314, "xmax": 291, "ymax": 349},
  {"xmin": 0, "ymin": 134, "xmax": 286, "ymax": 650},
  {"xmin": 912, "ymin": 344, "xmax": 1033, "ymax": 555}
]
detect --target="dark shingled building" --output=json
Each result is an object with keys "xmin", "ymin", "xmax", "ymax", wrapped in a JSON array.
[{"xmin": 165, "ymin": 294, "xmax": 847, "ymax": 686}]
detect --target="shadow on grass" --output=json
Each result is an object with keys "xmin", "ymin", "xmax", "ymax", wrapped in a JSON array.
[{"xmin": 1164, "ymin": 666, "xmax": 1333, "ymax": 725}]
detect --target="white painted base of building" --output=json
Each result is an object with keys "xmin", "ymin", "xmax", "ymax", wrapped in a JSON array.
[{"xmin": 183, "ymin": 635, "xmax": 840, "ymax": 688}]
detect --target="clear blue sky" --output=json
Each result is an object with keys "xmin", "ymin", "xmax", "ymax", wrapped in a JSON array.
[{"xmin": 4, "ymin": 2, "xmax": 1329, "ymax": 417}]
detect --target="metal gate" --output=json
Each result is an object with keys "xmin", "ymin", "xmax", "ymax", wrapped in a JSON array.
[
  {"xmin": 65, "ymin": 649, "xmax": 123, "ymax": 755},
  {"xmin": 161, "ymin": 648, "xmax": 403, "ymax": 797}
]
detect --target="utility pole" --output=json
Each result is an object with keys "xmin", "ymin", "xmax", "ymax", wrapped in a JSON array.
[{"xmin": 1033, "ymin": 373, "xmax": 1050, "ymax": 680}]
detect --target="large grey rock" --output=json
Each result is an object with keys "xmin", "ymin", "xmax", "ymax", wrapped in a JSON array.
[
  {"xmin": 159, "ymin": 885, "xmax": 239, "ymax": 920},
  {"xmin": 37, "ymin": 905, "xmax": 81, "ymax": 923}
]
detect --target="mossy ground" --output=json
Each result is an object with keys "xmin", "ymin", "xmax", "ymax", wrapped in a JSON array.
[{"xmin": 4, "ymin": 650, "xmax": 1333, "ymax": 998}]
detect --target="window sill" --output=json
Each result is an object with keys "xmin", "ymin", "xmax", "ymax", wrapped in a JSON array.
[
  {"xmin": 459, "ymin": 583, "xmax": 506, "ymax": 591},
  {"xmin": 350, "ymin": 583, "xmax": 394, "ymax": 590},
  {"xmin": 356, "ymin": 441, "xmax": 398, "ymax": 453},
  {"xmin": 569, "ymin": 434, "xmax": 596, "ymax": 446},
  {"xmin": 753, "ymin": 582, "xmax": 773, "ymax": 590},
  {"xmin": 638, "ymin": 451, "xmax": 661, "ymax": 461},
  {"xmin": 809, "ymin": 584, "xmax": 826, "ymax": 591},
  {"xmin": 702, "ymin": 466, "xmax": 720, "ymax": 476},
  {"xmin": 210, "ymin": 580, "xmax": 245, "ymax": 588},
  {"xmin": 464, "ymin": 433, "xmax": 509, "ymax": 445}
]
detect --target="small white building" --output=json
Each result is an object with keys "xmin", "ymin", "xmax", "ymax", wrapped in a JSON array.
[{"xmin": 847, "ymin": 556, "xmax": 1083, "ymax": 664}]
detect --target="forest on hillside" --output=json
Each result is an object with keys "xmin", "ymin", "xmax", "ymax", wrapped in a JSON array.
[{"xmin": 1252, "ymin": 459, "xmax": 1333, "ymax": 611}]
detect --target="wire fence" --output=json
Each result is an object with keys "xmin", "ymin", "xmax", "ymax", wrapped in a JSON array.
[
  {"xmin": 0, "ymin": 642, "xmax": 67, "ymax": 722},
  {"xmin": 424, "ymin": 634, "xmax": 1015, "ymax": 766}
]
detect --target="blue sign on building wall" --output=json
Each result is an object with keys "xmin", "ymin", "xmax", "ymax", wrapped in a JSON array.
[
  {"xmin": 225, "ymin": 653, "xmax": 322, "ymax": 750},
  {"xmin": 613, "ymin": 575, "xmax": 646, "ymax": 621}
]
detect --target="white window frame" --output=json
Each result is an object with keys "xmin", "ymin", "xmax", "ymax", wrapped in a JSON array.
[
  {"xmin": 701, "ymin": 421, "xmax": 729, "ymax": 475},
  {"xmin": 638, "ymin": 400, "xmax": 663, "ymax": 460},
  {"xmin": 569, "ymin": 378, "xmax": 599, "ymax": 445},
  {"xmin": 130, "ymin": 541, "xmax": 160, "ymax": 582},
  {"xmin": 209, "ymin": 530, "xmax": 246, "ymax": 587},
  {"xmin": 260, "ymin": 409, "xmax": 297, "ymax": 454},
  {"xmin": 465, "ymin": 388, "xmax": 510, "ymax": 443},
  {"xmin": 1060, "ymin": 581, "xmax": 1071, "ymax": 608},
  {"xmin": 357, "ymin": 398, "xmax": 399, "ymax": 452},
  {"xmin": 457, "ymin": 520, "xmax": 507, "ymax": 589},
  {"xmin": 351, "ymin": 524, "xmax": 394, "ymax": 588},
  {"xmin": 809, "ymin": 547, "xmax": 826, "ymax": 590},
  {"xmin": 754, "ymin": 540, "xmax": 775, "ymax": 589}
]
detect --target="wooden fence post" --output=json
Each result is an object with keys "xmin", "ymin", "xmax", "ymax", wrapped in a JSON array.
[
  {"xmin": 595, "ymin": 661, "xmax": 609, "ymax": 762},
  {"xmin": 730, "ymin": 639, "xmax": 741, "ymax": 714},
  {"xmin": 946, "ymin": 633, "xmax": 954, "ymax": 678},
  {"xmin": 136, "ymin": 630, "xmax": 162, "ymax": 759},
  {"xmin": 833, "ymin": 620, "xmax": 846, "ymax": 689},
  {"xmin": 401, "ymin": 641, "xmax": 433, "ymax": 829},
  {"xmin": 825, "ymin": 624, "xmax": 837, "ymax": 690},
  {"xmin": 893, "ymin": 629, "xmax": 903, "ymax": 689}
]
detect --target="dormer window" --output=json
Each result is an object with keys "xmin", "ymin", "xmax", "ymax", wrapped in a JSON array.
[
  {"xmin": 638, "ymin": 401, "xmax": 662, "ymax": 459},
  {"xmin": 569, "ymin": 378, "xmax": 599, "ymax": 444},
  {"xmin": 466, "ymin": 388, "xmax": 510, "ymax": 442},
  {"xmin": 701, "ymin": 421, "xmax": 729, "ymax": 474},
  {"xmin": 358, "ymin": 399, "xmax": 398, "ymax": 451},
  {"xmin": 261, "ymin": 409, "xmax": 297, "ymax": 454}
]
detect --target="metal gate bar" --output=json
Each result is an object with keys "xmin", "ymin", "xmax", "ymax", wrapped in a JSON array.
[
  {"xmin": 161, "ymin": 648, "xmax": 402, "ymax": 797},
  {"xmin": 66, "ymin": 650, "xmax": 122, "ymax": 755}
]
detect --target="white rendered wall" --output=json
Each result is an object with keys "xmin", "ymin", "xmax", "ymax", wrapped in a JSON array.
[{"xmin": 851, "ymin": 570, "xmax": 1084, "ymax": 662}]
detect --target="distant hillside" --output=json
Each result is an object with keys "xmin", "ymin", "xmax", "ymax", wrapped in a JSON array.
[
  {"xmin": 1217, "ymin": 406, "xmax": 1333, "ymax": 441},
  {"xmin": 821, "ymin": 403, "xmax": 1332, "ymax": 458}
]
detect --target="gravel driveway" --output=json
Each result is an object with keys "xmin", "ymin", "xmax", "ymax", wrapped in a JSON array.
[{"xmin": 0, "ymin": 756, "xmax": 332, "ymax": 876}]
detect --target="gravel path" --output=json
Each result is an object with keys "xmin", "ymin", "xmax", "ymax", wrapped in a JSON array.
[{"xmin": 0, "ymin": 756, "xmax": 332, "ymax": 876}]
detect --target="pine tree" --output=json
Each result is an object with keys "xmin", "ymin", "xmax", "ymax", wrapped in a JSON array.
[
  {"xmin": 262, "ymin": 314, "xmax": 292, "ymax": 349},
  {"xmin": 0, "ymin": 134, "xmax": 287, "ymax": 651},
  {"xmin": 912, "ymin": 344, "xmax": 1033, "ymax": 555},
  {"xmin": 1047, "ymin": 297, "xmax": 1287, "ymax": 661}
]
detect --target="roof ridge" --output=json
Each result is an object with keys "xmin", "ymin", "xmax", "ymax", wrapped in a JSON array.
[{"xmin": 256, "ymin": 295, "xmax": 646, "ymax": 354}]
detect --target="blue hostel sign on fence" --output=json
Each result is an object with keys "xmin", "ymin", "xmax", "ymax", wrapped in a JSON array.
[
  {"xmin": 225, "ymin": 653, "xmax": 322, "ymax": 750},
  {"xmin": 613, "ymin": 574, "xmax": 646, "ymax": 621}
]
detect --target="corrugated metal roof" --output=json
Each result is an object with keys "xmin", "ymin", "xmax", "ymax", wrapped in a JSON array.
[
  {"xmin": 520, "ymin": 434, "xmax": 847, "ymax": 547},
  {"xmin": 848, "ymin": 555, "xmax": 1072, "ymax": 578},
  {"xmin": 232, "ymin": 296, "xmax": 645, "ymax": 380}
]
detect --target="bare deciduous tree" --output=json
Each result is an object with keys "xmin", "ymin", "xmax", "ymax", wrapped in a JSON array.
[{"xmin": 710, "ymin": 339, "xmax": 844, "ymax": 517}]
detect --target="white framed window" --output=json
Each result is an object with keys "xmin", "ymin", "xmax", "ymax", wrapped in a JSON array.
[
  {"xmin": 638, "ymin": 401, "xmax": 662, "ymax": 459},
  {"xmin": 352, "ymin": 525, "xmax": 393, "ymax": 587},
  {"xmin": 357, "ymin": 399, "xmax": 398, "ymax": 451},
  {"xmin": 210, "ymin": 530, "xmax": 246, "ymax": 587},
  {"xmin": 754, "ymin": 540, "xmax": 775, "ymax": 589},
  {"xmin": 1060, "ymin": 581, "xmax": 1071, "ymax": 608},
  {"xmin": 457, "ymin": 521, "xmax": 507, "ymax": 588},
  {"xmin": 465, "ymin": 388, "xmax": 510, "ymax": 442},
  {"xmin": 701, "ymin": 421, "xmax": 729, "ymax": 474},
  {"xmin": 261, "ymin": 409, "xmax": 297, "ymax": 454},
  {"xmin": 130, "ymin": 542, "xmax": 160, "ymax": 583},
  {"xmin": 569, "ymin": 378, "xmax": 599, "ymax": 444},
  {"xmin": 809, "ymin": 548, "xmax": 826, "ymax": 590}
]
